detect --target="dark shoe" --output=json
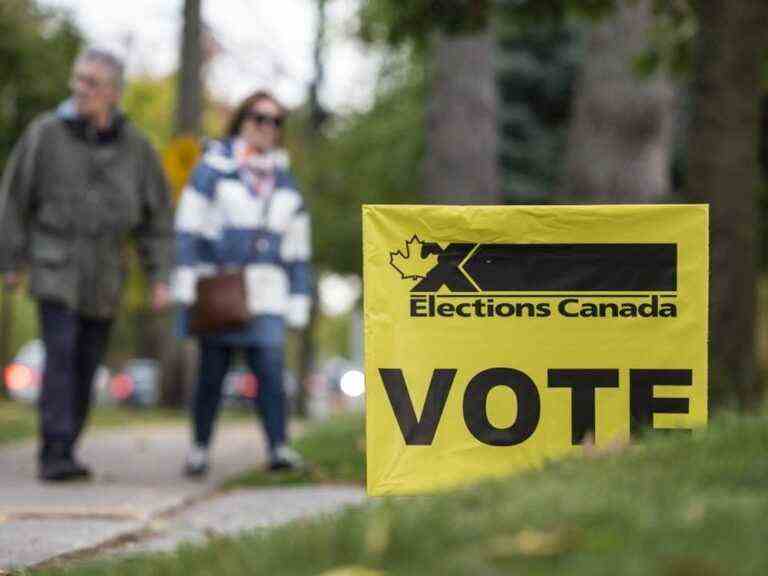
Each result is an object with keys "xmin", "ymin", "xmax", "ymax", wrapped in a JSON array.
[
  {"xmin": 38, "ymin": 457, "xmax": 89, "ymax": 482},
  {"xmin": 268, "ymin": 445, "xmax": 305, "ymax": 472}
]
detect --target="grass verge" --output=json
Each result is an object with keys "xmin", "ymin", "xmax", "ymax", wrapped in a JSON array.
[
  {"xmin": 0, "ymin": 400, "xmax": 249, "ymax": 445},
  {"xmin": 225, "ymin": 412, "xmax": 365, "ymax": 488},
  {"xmin": 37, "ymin": 412, "xmax": 768, "ymax": 576},
  {"xmin": 0, "ymin": 400, "xmax": 37, "ymax": 444}
]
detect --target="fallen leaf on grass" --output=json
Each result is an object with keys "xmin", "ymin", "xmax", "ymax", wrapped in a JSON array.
[
  {"xmin": 146, "ymin": 519, "xmax": 169, "ymax": 533},
  {"xmin": 664, "ymin": 556, "xmax": 723, "ymax": 576},
  {"xmin": 310, "ymin": 468, "xmax": 330, "ymax": 482},
  {"xmin": 581, "ymin": 432, "xmax": 630, "ymax": 459},
  {"xmin": 365, "ymin": 512, "xmax": 391, "ymax": 556},
  {"xmin": 683, "ymin": 502, "xmax": 706, "ymax": 523},
  {"xmin": 486, "ymin": 527, "xmax": 581, "ymax": 559},
  {"xmin": 316, "ymin": 566, "xmax": 386, "ymax": 576}
]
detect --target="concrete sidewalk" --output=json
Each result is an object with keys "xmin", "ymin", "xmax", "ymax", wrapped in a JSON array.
[{"xmin": 0, "ymin": 422, "xmax": 366, "ymax": 569}]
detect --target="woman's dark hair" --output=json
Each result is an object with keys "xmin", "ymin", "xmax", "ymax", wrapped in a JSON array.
[{"xmin": 226, "ymin": 89, "xmax": 287, "ymax": 140}]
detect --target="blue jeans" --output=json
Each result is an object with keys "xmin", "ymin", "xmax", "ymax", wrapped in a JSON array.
[
  {"xmin": 193, "ymin": 343, "xmax": 287, "ymax": 455},
  {"xmin": 38, "ymin": 301, "xmax": 112, "ymax": 459}
]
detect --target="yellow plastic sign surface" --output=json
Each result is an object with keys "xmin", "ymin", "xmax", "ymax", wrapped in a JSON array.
[{"xmin": 363, "ymin": 205, "xmax": 708, "ymax": 495}]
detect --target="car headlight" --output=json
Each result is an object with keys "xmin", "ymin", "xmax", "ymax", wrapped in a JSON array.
[{"xmin": 339, "ymin": 370, "xmax": 365, "ymax": 398}]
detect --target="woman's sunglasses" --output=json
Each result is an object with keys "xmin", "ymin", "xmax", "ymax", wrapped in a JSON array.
[{"xmin": 244, "ymin": 111, "xmax": 284, "ymax": 128}]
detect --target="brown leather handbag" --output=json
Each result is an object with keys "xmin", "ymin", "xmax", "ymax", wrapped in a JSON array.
[{"xmin": 188, "ymin": 270, "xmax": 250, "ymax": 334}]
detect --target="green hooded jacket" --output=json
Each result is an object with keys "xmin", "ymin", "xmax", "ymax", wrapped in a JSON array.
[{"xmin": 0, "ymin": 102, "xmax": 172, "ymax": 319}]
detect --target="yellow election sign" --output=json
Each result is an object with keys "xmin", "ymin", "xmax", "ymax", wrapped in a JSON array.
[{"xmin": 363, "ymin": 204, "xmax": 708, "ymax": 496}]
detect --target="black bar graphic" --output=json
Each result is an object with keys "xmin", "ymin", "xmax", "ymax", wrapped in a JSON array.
[{"xmin": 461, "ymin": 244, "xmax": 676, "ymax": 292}]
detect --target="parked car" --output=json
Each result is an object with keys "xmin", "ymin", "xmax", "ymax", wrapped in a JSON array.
[
  {"xmin": 222, "ymin": 367, "xmax": 259, "ymax": 409},
  {"xmin": 322, "ymin": 356, "xmax": 365, "ymax": 399},
  {"xmin": 221, "ymin": 365, "xmax": 299, "ymax": 410},
  {"xmin": 304, "ymin": 356, "xmax": 365, "ymax": 419},
  {"xmin": 109, "ymin": 358, "xmax": 160, "ymax": 407},
  {"xmin": 5, "ymin": 339, "xmax": 112, "ymax": 404}
]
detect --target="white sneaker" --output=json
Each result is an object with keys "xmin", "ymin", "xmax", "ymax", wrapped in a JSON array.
[
  {"xmin": 269, "ymin": 444, "xmax": 305, "ymax": 471},
  {"xmin": 184, "ymin": 446, "xmax": 209, "ymax": 478}
]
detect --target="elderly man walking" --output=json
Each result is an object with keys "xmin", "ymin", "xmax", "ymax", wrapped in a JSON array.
[{"xmin": 0, "ymin": 48, "xmax": 172, "ymax": 481}]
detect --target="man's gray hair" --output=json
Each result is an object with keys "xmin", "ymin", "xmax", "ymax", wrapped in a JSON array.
[{"xmin": 75, "ymin": 47, "xmax": 126, "ymax": 91}]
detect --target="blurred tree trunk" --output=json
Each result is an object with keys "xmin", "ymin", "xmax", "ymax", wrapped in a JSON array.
[
  {"xmin": 296, "ymin": 286, "xmax": 318, "ymax": 418},
  {"xmin": 175, "ymin": 0, "xmax": 202, "ymax": 136},
  {"xmin": 293, "ymin": 0, "xmax": 329, "ymax": 418},
  {"xmin": 0, "ymin": 287, "xmax": 12, "ymax": 399},
  {"xmin": 148, "ymin": 0, "xmax": 203, "ymax": 408},
  {"xmin": 687, "ymin": 0, "xmax": 768, "ymax": 410},
  {"xmin": 135, "ymin": 311, "xmax": 193, "ymax": 408},
  {"xmin": 308, "ymin": 0, "xmax": 328, "ymax": 133},
  {"xmin": 423, "ymin": 31, "xmax": 500, "ymax": 203},
  {"xmin": 561, "ymin": 0, "xmax": 677, "ymax": 202}
]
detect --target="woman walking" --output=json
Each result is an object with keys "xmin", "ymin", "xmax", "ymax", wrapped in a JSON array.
[{"xmin": 172, "ymin": 90, "xmax": 311, "ymax": 476}]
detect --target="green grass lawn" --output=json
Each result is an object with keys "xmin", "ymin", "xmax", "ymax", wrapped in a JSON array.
[
  {"xmin": 226, "ymin": 411, "xmax": 365, "ymax": 488},
  {"xmin": 37, "ymin": 411, "xmax": 768, "ymax": 576},
  {"xmin": 0, "ymin": 400, "xmax": 251, "ymax": 445},
  {"xmin": 0, "ymin": 400, "xmax": 38, "ymax": 444}
]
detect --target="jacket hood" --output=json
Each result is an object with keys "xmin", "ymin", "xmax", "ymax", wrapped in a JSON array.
[{"xmin": 56, "ymin": 98, "xmax": 126, "ymax": 144}]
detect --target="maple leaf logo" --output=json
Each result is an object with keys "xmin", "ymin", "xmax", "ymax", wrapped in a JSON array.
[{"xmin": 389, "ymin": 235, "xmax": 439, "ymax": 281}]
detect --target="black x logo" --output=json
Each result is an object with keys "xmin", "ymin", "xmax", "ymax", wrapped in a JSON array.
[{"xmin": 412, "ymin": 243, "xmax": 477, "ymax": 292}]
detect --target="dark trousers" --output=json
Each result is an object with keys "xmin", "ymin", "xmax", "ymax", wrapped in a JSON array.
[
  {"xmin": 193, "ymin": 343, "xmax": 287, "ymax": 455},
  {"xmin": 38, "ymin": 301, "xmax": 112, "ymax": 460}
]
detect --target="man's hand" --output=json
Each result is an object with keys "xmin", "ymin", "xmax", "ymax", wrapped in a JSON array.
[
  {"xmin": 3, "ymin": 272, "xmax": 23, "ymax": 291},
  {"xmin": 151, "ymin": 282, "xmax": 171, "ymax": 311}
]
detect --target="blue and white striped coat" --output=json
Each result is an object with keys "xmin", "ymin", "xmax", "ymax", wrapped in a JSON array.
[{"xmin": 171, "ymin": 139, "xmax": 311, "ymax": 345}]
